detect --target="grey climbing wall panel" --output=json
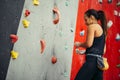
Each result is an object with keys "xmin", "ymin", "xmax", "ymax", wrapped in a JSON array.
[{"xmin": 6, "ymin": 0, "xmax": 78, "ymax": 80}]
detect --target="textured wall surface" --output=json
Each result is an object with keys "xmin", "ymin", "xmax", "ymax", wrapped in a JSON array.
[{"xmin": 6, "ymin": 0, "xmax": 78, "ymax": 80}]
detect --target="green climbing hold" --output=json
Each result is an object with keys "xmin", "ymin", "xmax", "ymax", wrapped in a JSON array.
[
  {"xmin": 65, "ymin": 2, "xmax": 68, "ymax": 6},
  {"xmin": 116, "ymin": 64, "xmax": 120, "ymax": 68},
  {"xmin": 63, "ymin": 72, "xmax": 68, "ymax": 77}
]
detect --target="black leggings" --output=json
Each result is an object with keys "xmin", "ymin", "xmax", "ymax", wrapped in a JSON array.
[{"xmin": 75, "ymin": 56, "xmax": 103, "ymax": 80}]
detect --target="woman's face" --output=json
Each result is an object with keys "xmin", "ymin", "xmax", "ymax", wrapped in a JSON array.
[{"xmin": 84, "ymin": 15, "xmax": 92, "ymax": 26}]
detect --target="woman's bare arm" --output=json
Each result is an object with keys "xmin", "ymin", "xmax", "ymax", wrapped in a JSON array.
[{"xmin": 75, "ymin": 25, "xmax": 95, "ymax": 48}]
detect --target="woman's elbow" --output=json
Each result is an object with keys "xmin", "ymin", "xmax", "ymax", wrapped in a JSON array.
[{"xmin": 86, "ymin": 42, "xmax": 92, "ymax": 48}]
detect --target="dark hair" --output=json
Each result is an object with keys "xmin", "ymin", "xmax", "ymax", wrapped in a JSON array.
[{"xmin": 85, "ymin": 9, "xmax": 107, "ymax": 37}]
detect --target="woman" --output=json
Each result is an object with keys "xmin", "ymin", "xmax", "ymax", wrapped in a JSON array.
[{"xmin": 74, "ymin": 9, "xmax": 107, "ymax": 80}]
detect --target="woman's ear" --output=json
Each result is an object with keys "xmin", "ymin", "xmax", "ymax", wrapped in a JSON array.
[{"xmin": 90, "ymin": 15, "xmax": 95, "ymax": 20}]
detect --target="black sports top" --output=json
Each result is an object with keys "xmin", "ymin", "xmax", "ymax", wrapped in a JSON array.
[{"xmin": 86, "ymin": 33, "xmax": 105, "ymax": 55}]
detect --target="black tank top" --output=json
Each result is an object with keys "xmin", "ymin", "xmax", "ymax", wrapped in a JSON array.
[{"xmin": 86, "ymin": 33, "xmax": 105, "ymax": 55}]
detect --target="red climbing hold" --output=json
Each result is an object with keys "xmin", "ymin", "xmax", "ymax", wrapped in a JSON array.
[
  {"xmin": 25, "ymin": 10, "xmax": 30, "ymax": 17},
  {"xmin": 10, "ymin": 34, "xmax": 18, "ymax": 43},
  {"xmin": 51, "ymin": 56, "xmax": 57, "ymax": 64}
]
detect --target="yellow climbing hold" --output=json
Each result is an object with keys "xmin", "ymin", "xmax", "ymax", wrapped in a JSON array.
[
  {"xmin": 22, "ymin": 19, "xmax": 30, "ymax": 28},
  {"xmin": 33, "ymin": 0, "xmax": 39, "ymax": 6},
  {"xmin": 11, "ymin": 50, "xmax": 19, "ymax": 59}
]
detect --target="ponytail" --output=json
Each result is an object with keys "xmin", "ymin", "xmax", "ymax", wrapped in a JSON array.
[{"xmin": 97, "ymin": 11, "xmax": 107, "ymax": 37}]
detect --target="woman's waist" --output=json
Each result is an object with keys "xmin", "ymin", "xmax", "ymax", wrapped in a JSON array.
[{"xmin": 86, "ymin": 53, "xmax": 102, "ymax": 61}]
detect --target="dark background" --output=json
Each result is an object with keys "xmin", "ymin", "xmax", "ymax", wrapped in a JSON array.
[{"xmin": 0, "ymin": 0, "xmax": 24, "ymax": 80}]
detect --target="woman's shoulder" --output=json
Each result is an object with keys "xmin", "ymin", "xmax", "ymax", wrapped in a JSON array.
[
  {"xmin": 88, "ymin": 24, "xmax": 101, "ymax": 30},
  {"xmin": 89, "ymin": 23, "xmax": 101, "ymax": 27}
]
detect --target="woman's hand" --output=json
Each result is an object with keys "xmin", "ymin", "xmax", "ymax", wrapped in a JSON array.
[{"xmin": 74, "ymin": 42, "xmax": 81, "ymax": 48}]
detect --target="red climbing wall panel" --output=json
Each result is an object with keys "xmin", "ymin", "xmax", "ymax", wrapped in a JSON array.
[{"xmin": 70, "ymin": 0, "xmax": 120, "ymax": 80}]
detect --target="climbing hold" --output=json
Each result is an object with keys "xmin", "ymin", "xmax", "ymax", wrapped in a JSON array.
[
  {"xmin": 116, "ymin": 64, "xmax": 120, "ymax": 68},
  {"xmin": 65, "ymin": 45, "xmax": 68, "ymax": 50},
  {"xmin": 108, "ymin": 0, "xmax": 112, "ymax": 3},
  {"xmin": 119, "ymin": 74, "xmax": 120, "ymax": 77},
  {"xmin": 116, "ymin": 1, "xmax": 120, "ymax": 7},
  {"xmin": 118, "ymin": 12, "xmax": 120, "ymax": 17},
  {"xmin": 107, "ymin": 20, "xmax": 113, "ymax": 28},
  {"xmin": 75, "ymin": 48, "xmax": 86, "ymax": 54},
  {"xmin": 114, "ymin": 10, "xmax": 118, "ymax": 16},
  {"xmin": 22, "ymin": 19, "xmax": 30, "ymax": 28},
  {"xmin": 116, "ymin": 33, "xmax": 120, "ymax": 41},
  {"xmin": 65, "ymin": 1, "xmax": 68, "ymax": 6},
  {"xmin": 10, "ymin": 34, "xmax": 18, "ymax": 43},
  {"xmin": 80, "ymin": 30, "xmax": 85, "ymax": 36},
  {"xmin": 118, "ymin": 49, "xmax": 120, "ymax": 53},
  {"xmin": 70, "ymin": 28, "xmax": 74, "ymax": 32},
  {"xmin": 75, "ymin": 48, "xmax": 80, "ymax": 54},
  {"xmin": 53, "ymin": 7, "xmax": 60, "ymax": 24},
  {"xmin": 33, "ymin": 0, "xmax": 39, "ymax": 6},
  {"xmin": 98, "ymin": 0, "xmax": 102, "ymax": 4},
  {"xmin": 11, "ymin": 50, "xmax": 19, "ymax": 59},
  {"xmin": 40, "ymin": 39, "xmax": 46, "ymax": 54},
  {"xmin": 25, "ymin": 10, "xmax": 30, "ymax": 17},
  {"xmin": 63, "ymin": 72, "xmax": 68, "ymax": 77},
  {"xmin": 51, "ymin": 56, "xmax": 57, "ymax": 64},
  {"xmin": 59, "ymin": 31, "xmax": 62, "ymax": 37}
]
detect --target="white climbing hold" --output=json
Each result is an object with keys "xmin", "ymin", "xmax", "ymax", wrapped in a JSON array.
[
  {"xmin": 118, "ymin": 49, "xmax": 120, "ymax": 53},
  {"xmin": 75, "ymin": 48, "xmax": 86, "ymax": 54},
  {"xmin": 116, "ymin": 33, "xmax": 120, "ymax": 41},
  {"xmin": 80, "ymin": 30, "xmax": 85, "ymax": 36},
  {"xmin": 116, "ymin": 1, "xmax": 120, "ymax": 6},
  {"xmin": 118, "ymin": 74, "xmax": 120, "ymax": 77},
  {"xmin": 118, "ymin": 12, "xmax": 120, "ymax": 17},
  {"xmin": 108, "ymin": 0, "xmax": 112, "ymax": 3},
  {"xmin": 107, "ymin": 20, "xmax": 113, "ymax": 28},
  {"xmin": 114, "ymin": 10, "xmax": 118, "ymax": 16},
  {"xmin": 98, "ymin": 0, "xmax": 102, "ymax": 4}
]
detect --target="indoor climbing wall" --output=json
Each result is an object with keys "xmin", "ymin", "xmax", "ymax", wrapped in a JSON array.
[
  {"xmin": 6, "ymin": 0, "xmax": 78, "ymax": 80},
  {"xmin": 3, "ymin": 0, "xmax": 120, "ymax": 80},
  {"xmin": 71, "ymin": 0, "xmax": 120, "ymax": 80}
]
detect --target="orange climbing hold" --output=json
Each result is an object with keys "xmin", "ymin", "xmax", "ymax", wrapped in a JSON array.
[
  {"xmin": 40, "ymin": 39, "xmax": 46, "ymax": 53},
  {"xmin": 53, "ymin": 7, "xmax": 60, "ymax": 24},
  {"xmin": 25, "ymin": 10, "xmax": 30, "ymax": 17},
  {"xmin": 51, "ymin": 56, "xmax": 57, "ymax": 64},
  {"xmin": 10, "ymin": 34, "xmax": 18, "ymax": 43},
  {"xmin": 11, "ymin": 50, "xmax": 19, "ymax": 59}
]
